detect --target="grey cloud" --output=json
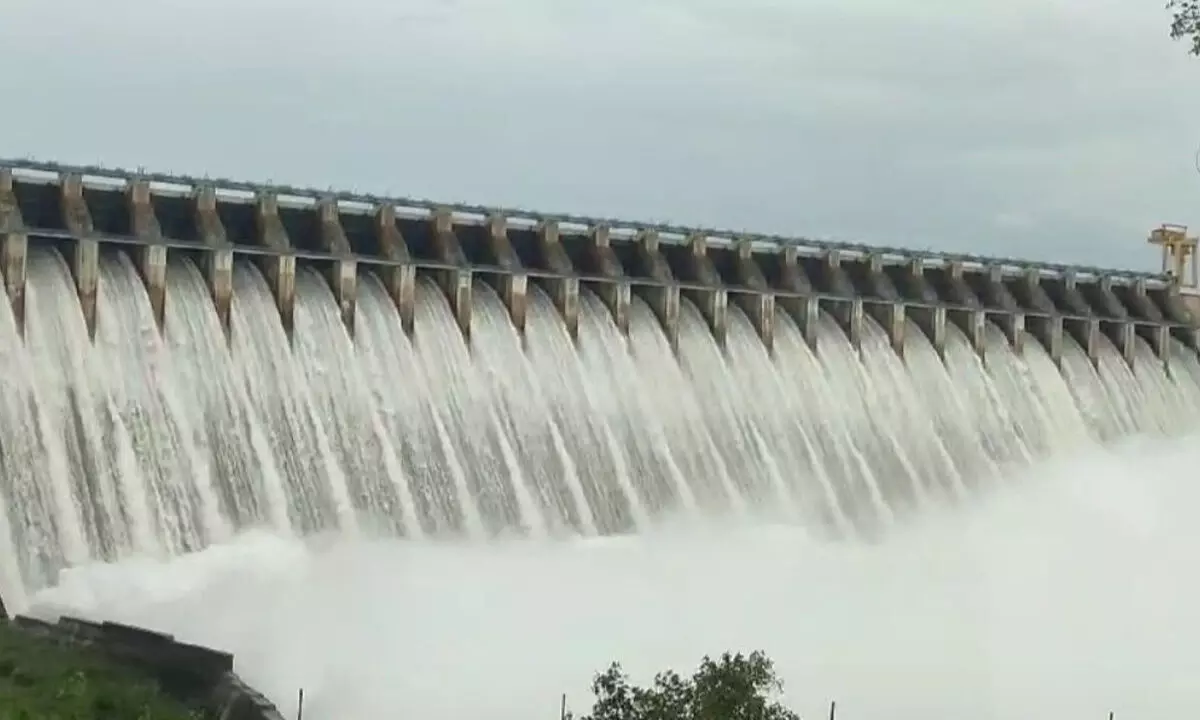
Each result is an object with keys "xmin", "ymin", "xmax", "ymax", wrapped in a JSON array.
[{"xmin": 1, "ymin": 0, "xmax": 1197, "ymax": 271}]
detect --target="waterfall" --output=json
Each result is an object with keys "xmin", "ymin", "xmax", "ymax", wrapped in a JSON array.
[{"xmin": 1, "ymin": 245, "xmax": 1198, "ymax": 605}]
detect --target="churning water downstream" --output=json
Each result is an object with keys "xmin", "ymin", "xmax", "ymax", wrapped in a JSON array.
[{"xmin": 3, "ymin": 245, "xmax": 1200, "ymax": 718}]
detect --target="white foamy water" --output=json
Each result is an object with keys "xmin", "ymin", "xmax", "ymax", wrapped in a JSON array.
[
  {"xmin": 1, "ymin": 245, "xmax": 1199, "ymax": 718},
  {"xmin": 28, "ymin": 437, "xmax": 1200, "ymax": 720}
]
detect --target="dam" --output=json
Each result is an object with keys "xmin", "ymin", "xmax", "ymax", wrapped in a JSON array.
[{"xmin": 2, "ymin": 157, "xmax": 1200, "ymax": 615}]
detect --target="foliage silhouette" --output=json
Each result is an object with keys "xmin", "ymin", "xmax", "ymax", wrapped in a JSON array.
[
  {"xmin": 566, "ymin": 650, "xmax": 800, "ymax": 720},
  {"xmin": 1168, "ymin": 1, "xmax": 1200, "ymax": 55}
]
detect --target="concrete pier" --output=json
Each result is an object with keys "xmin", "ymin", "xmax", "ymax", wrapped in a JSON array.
[
  {"xmin": 678, "ymin": 233, "xmax": 728, "ymax": 346},
  {"xmin": 1027, "ymin": 313, "xmax": 1064, "ymax": 364},
  {"xmin": 1062, "ymin": 316, "xmax": 1099, "ymax": 364},
  {"xmin": 60, "ymin": 173, "xmax": 99, "ymax": 340},
  {"xmin": 127, "ymin": 179, "xmax": 167, "ymax": 332},
  {"xmin": 991, "ymin": 309, "xmax": 1026, "ymax": 356},
  {"xmin": 253, "ymin": 192, "xmax": 296, "ymax": 339},
  {"xmin": 840, "ymin": 297, "xmax": 865, "ymax": 352},
  {"xmin": 375, "ymin": 203, "xmax": 417, "ymax": 336},
  {"xmin": 1061, "ymin": 272, "xmax": 1103, "ymax": 364},
  {"xmin": 632, "ymin": 230, "xmax": 680, "ymax": 349},
  {"xmin": 317, "ymin": 198, "xmax": 357, "ymax": 336},
  {"xmin": 777, "ymin": 246, "xmax": 819, "ymax": 349},
  {"xmin": 1092, "ymin": 275, "xmax": 1136, "ymax": 364},
  {"xmin": 1122, "ymin": 278, "xmax": 1165, "ymax": 321},
  {"xmin": 194, "ymin": 186, "xmax": 233, "ymax": 341},
  {"xmin": 484, "ymin": 214, "xmax": 527, "ymax": 334},
  {"xmin": 0, "ymin": 168, "xmax": 27, "ymax": 335},
  {"xmin": 1013, "ymin": 269, "xmax": 1064, "ymax": 364},
  {"xmin": 1043, "ymin": 270, "xmax": 1099, "ymax": 364},
  {"xmin": 862, "ymin": 253, "xmax": 905, "ymax": 355},
  {"xmin": 1176, "ymin": 299, "xmax": 1200, "ymax": 352},
  {"xmin": 430, "ymin": 208, "xmax": 472, "ymax": 339},
  {"xmin": 1177, "ymin": 287, "xmax": 1200, "ymax": 325},
  {"xmin": 733, "ymin": 239, "xmax": 774, "ymax": 351},
  {"xmin": 927, "ymin": 306, "xmax": 949, "ymax": 357},
  {"xmin": 938, "ymin": 262, "xmax": 986, "ymax": 356},
  {"xmin": 1123, "ymin": 279, "xmax": 1172, "ymax": 360},
  {"xmin": 1110, "ymin": 320, "xmax": 1136, "ymax": 365},
  {"xmin": 535, "ymin": 220, "xmax": 580, "ymax": 339},
  {"xmin": 816, "ymin": 250, "xmax": 861, "ymax": 348},
  {"xmin": 585, "ymin": 225, "xmax": 629, "ymax": 334},
  {"xmin": 1145, "ymin": 323, "xmax": 1171, "ymax": 359},
  {"xmin": 973, "ymin": 265, "xmax": 1025, "ymax": 355},
  {"xmin": 1154, "ymin": 285, "xmax": 1196, "ymax": 324},
  {"xmin": 900, "ymin": 259, "xmax": 948, "ymax": 356},
  {"xmin": 1090, "ymin": 275, "xmax": 1131, "ymax": 316},
  {"xmin": 1047, "ymin": 270, "xmax": 1093, "ymax": 315},
  {"xmin": 1158, "ymin": 285, "xmax": 1200, "ymax": 351}
]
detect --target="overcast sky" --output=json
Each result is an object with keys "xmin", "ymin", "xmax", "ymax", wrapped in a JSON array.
[{"xmin": 2, "ymin": 0, "xmax": 1198, "ymax": 271}]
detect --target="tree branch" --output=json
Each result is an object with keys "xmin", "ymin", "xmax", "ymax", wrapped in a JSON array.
[{"xmin": 1168, "ymin": 0, "xmax": 1200, "ymax": 56}]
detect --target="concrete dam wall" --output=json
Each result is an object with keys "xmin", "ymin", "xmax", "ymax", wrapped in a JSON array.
[
  {"xmin": 2, "ymin": 158, "xmax": 1200, "ymax": 611},
  {"xmin": 2, "ymin": 160, "xmax": 1197, "ymax": 361}
]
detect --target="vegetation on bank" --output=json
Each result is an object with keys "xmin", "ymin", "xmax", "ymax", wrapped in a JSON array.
[
  {"xmin": 0, "ymin": 620, "xmax": 202, "ymax": 720},
  {"xmin": 565, "ymin": 650, "xmax": 800, "ymax": 720}
]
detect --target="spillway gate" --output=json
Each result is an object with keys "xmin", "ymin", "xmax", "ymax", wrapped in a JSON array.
[{"xmin": 1, "ymin": 158, "xmax": 1197, "ymax": 368}]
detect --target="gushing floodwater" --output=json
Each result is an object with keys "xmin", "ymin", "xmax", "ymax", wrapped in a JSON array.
[{"xmin": 2, "ymin": 246, "xmax": 1200, "ymax": 718}]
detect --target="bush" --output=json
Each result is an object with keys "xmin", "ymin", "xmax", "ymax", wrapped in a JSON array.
[
  {"xmin": 567, "ymin": 650, "xmax": 800, "ymax": 720},
  {"xmin": 0, "ymin": 622, "xmax": 201, "ymax": 720}
]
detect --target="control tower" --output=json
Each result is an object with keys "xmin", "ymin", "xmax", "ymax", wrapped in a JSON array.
[{"xmin": 1149, "ymin": 223, "xmax": 1200, "ymax": 318}]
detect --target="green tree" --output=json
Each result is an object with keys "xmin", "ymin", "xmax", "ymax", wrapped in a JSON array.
[
  {"xmin": 1168, "ymin": 1, "xmax": 1200, "ymax": 55},
  {"xmin": 567, "ymin": 651, "xmax": 801, "ymax": 720}
]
